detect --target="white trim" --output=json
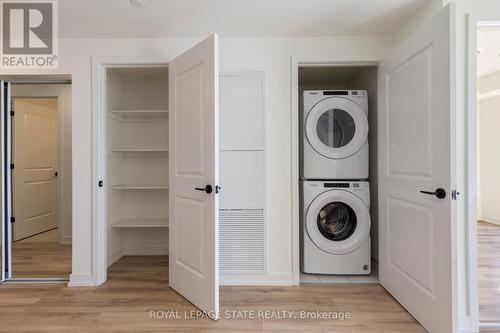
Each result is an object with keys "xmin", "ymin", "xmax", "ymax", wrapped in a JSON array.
[
  {"xmin": 290, "ymin": 55, "xmax": 382, "ymax": 286},
  {"xmin": 466, "ymin": 12, "xmax": 500, "ymax": 333},
  {"xmin": 220, "ymin": 273, "xmax": 293, "ymax": 286},
  {"xmin": 91, "ymin": 56, "xmax": 170, "ymax": 286},
  {"xmin": 68, "ymin": 273, "xmax": 93, "ymax": 287},
  {"xmin": 479, "ymin": 322, "xmax": 500, "ymax": 328}
]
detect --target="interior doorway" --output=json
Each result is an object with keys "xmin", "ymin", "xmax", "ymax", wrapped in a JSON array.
[
  {"xmin": 475, "ymin": 24, "xmax": 500, "ymax": 325},
  {"xmin": 1, "ymin": 77, "xmax": 72, "ymax": 281},
  {"xmin": 466, "ymin": 13, "xmax": 500, "ymax": 332}
]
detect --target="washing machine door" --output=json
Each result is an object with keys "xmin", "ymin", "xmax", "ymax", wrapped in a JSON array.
[
  {"xmin": 306, "ymin": 190, "xmax": 370, "ymax": 255},
  {"xmin": 305, "ymin": 97, "xmax": 368, "ymax": 159}
]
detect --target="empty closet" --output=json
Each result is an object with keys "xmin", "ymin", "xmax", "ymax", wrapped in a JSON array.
[{"xmin": 106, "ymin": 66, "xmax": 169, "ymax": 263}]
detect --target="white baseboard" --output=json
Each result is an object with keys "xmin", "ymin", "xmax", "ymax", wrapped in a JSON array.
[
  {"xmin": 220, "ymin": 273, "xmax": 293, "ymax": 286},
  {"xmin": 479, "ymin": 216, "xmax": 500, "ymax": 226},
  {"xmin": 458, "ymin": 314, "xmax": 476, "ymax": 333},
  {"xmin": 107, "ymin": 249, "xmax": 123, "ymax": 267},
  {"xmin": 68, "ymin": 273, "xmax": 93, "ymax": 287}
]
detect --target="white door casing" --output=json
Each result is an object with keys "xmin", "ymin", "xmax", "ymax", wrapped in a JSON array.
[
  {"xmin": 168, "ymin": 34, "xmax": 220, "ymax": 318},
  {"xmin": 1, "ymin": 81, "xmax": 11, "ymax": 281},
  {"xmin": 378, "ymin": 4, "xmax": 455, "ymax": 333},
  {"xmin": 13, "ymin": 99, "xmax": 59, "ymax": 241}
]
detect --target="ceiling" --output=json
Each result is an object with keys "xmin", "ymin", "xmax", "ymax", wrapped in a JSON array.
[
  {"xmin": 58, "ymin": 0, "xmax": 429, "ymax": 38},
  {"xmin": 477, "ymin": 28, "xmax": 500, "ymax": 77}
]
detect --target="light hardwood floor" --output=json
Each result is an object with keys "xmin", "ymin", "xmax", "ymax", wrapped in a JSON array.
[
  {"xmin": 478, "ymin": 221, "xmax": 500, "ymax": 323},
  {"xmin": 0, "ymin": 255, "xmax": 426, "ymax": 332},
  {"xmin": 11, "ymin": 241, "xmax": 72, "ymax": 278}
]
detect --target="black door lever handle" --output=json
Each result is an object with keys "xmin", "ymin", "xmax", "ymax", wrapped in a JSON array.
[
  {"xmin": 420, "ymin": 188, "xmax": 446, "ymax": 199},
  {"xmin": 195, "ymin": 185, "xmax": 212, "ymax": 194}
]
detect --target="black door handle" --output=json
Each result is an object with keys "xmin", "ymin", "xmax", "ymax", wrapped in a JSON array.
[
  {"xmin": 420, "ymin": 188, "xmax": 446, "ymax": 199},
  {"xmin": 195, "ymin": 185, "xmax": 212, "ymax": 194},
  {"xmin": 54, "ymin": 171, "xmax": 58, "ymax": 177}
]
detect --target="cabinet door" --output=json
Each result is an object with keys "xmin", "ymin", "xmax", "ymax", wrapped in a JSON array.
[
  {"xmin": 168, "ymin": 34, "xmax": 220, "ymax": 319},
  {"xmin": 378, "ymin": 4, "xmax": 455, "ymax": 332},
  {"xmin": 219, "ymin": 73, "xmax": 264, "ymax": 150}
]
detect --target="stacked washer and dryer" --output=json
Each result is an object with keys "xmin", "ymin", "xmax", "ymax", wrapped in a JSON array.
[{"xmin": 300, "ymin": 90, "xmax": 371, "ymax": 275}]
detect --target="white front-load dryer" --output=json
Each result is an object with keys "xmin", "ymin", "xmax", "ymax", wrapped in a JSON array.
[
  {"xmin": 300, "ymin": 180, "xmax": 371, "ymax": 275},
  {"xmin": 301, "ymin": 90, "xmax": 369, "ymax": 180}
]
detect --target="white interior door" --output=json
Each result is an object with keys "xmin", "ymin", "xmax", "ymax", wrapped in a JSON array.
[
  {"xmin": 378, "ymin": 5, "xmax": 455, "ymax": 333},
  {"xmin": 12, "ymin": 98, "xmax": 59, "ymax": 241},
  {"xmin": 168, "ymin": 34, "xmax": 220, "ymax": 318}
]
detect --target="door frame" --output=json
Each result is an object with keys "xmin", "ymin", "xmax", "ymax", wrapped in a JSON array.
[
  {"xmin": 290, "ymin": 55, "xmax": 383, "ymax": 285},
  {"xmin": 10, "ymin": 89, "xmax": 70, "ymax": 245},
  {"xmin": 465, "ymin": 12, "xmax": 500, "ymax": 331},
  {"xmin": 0, "ymin": 76, "xmax": 72, "ymax": 283},
  {"xmin": 90, "ymin": 56, "xmax": 170, "ymax": 286}
]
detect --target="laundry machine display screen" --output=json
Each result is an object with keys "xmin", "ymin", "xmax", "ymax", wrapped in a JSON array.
[
  {"xmin": 316, "ymin": 109, "xmax": 356, "ymax": 148},
  {"xmin": 317, "ymin": 202, "xmax": 357, "ymax": 241}
]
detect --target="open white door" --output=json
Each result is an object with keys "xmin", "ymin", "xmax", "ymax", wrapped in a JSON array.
[
  {"xmin": 168, "ymin": 34, "xmax": 220, "ymax": 318},
  {"xmin": 378, "ymin": 4, "xmax": 456, "ymax": 333}
]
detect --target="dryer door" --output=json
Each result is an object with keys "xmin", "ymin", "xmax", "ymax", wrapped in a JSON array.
[
  {"xmin": 306, "ymin": 190, "xmax": 370, "ymax": 255},
  {"xmin": 305, "ymin": 97, "xmax": 368, "ymax": 159}
]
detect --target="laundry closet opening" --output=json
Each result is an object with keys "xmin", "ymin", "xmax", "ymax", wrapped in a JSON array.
[{"xmin": 295, "ymin": 64, "xmax": 379, "ymax": 284}]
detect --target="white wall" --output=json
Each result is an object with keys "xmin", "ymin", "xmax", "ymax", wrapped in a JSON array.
[
  {"xmin": 0, "ymin": 36, "xmax": 394, "ymax": 285},
  {"xmin": 9, "ymin": 84, "xmax": 72, "ymax": 244},
  {"xmin": 477, "ymin": 85, "xmax": 500, "ymax": 225}
]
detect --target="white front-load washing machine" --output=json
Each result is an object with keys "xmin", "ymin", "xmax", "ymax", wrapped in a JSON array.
[
  {"xmin": 301, "ymin": 180, "xmax": 371, "ymax": 275},
  {"xmin": 301, "ymin": 90, "xmax": 369, "ymax": 180}
]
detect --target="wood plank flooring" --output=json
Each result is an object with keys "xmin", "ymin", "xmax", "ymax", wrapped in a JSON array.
[
  {"xmin": 11, "ymin": 241, "xmax": 72, "ymax": 278},
  {"xmin": 478, "ymin": 221, "xmax": 500, "ymax": 323},
  {"xmin": 0, "ymin": 255, "xmax": 426, "ymax": 332}
]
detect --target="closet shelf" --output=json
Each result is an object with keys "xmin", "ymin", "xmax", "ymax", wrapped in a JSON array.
[
  {"xmin": 111, "ymin": 218, "xmax": 169, "ymax": 228},
  {"xmin": 111, "ymin": 148, "xmax": 169, "ymax": 153},
  {"xmin": 111, "ymin": 184, "xmax": 169, "ymax": 191},
  {"xmin": 108, "ymin": 109, "xmax": 169, "ymax": 117}
]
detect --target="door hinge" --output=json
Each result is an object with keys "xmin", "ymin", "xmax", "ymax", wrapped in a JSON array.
[
  {"xmin": 451, "ymin": 190, "xmax": 460, "ymax": 200},
  {"xmin": 98, "ymin": 180, "xmax": 104, "ymax": 188},
  {"xmin": 9, "ymin": 163, "xmax": 14, "ymax": 170},
  {"xmin": 10, "ymin": 110, "xmax": 14, "ymax": 116},
  {"xmin": 10, "ymin": 217, "xmax": 15, "ymax": 223}
]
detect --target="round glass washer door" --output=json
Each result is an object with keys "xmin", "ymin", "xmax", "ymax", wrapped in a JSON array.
[
  {"xmin": 306, "ymin": 97, "xmax": 368, "ymax": 159},
  {"xmin": 306, "ymin": 190, "xmax": 370, "ymax": 255}
]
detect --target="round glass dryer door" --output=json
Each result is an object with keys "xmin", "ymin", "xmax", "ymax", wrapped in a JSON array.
[
  {"xmin": 306, "ymin": 190, "xmax": 370, "ymax": 255},
  {"xmin": 306, "ymin": 97, "xmax": 368, "ymax": 159},
  {"xmin": 317, "ymin": 201, "xmax": 357, "ymax": 242}
]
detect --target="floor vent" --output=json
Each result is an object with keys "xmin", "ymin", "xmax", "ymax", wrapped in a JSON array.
[{"xmin": 220, "ymin": 209, "xmax": 265, "ymax": 274}]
